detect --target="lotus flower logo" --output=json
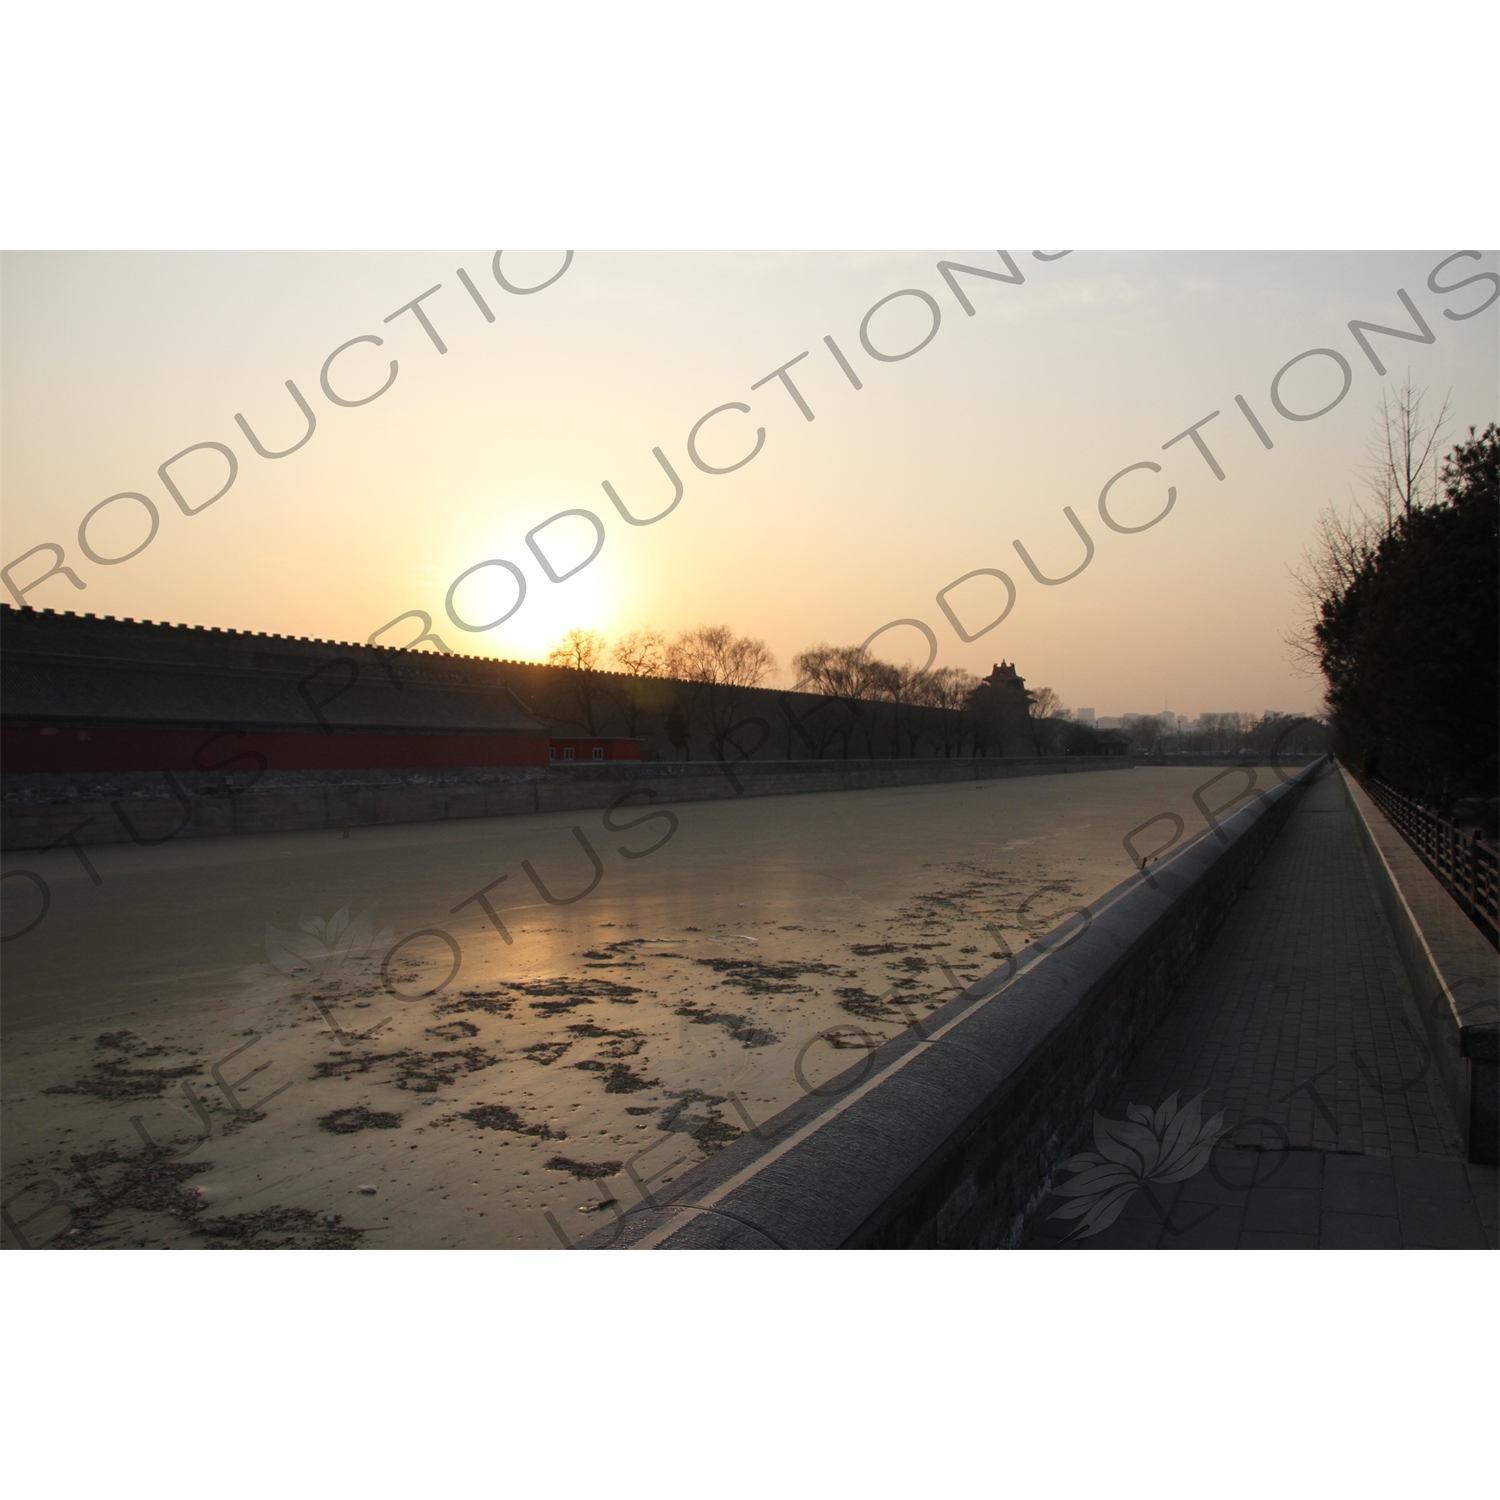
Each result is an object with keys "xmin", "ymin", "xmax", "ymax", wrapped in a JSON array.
[
  {"xmin": 230, "ymin": 902, "xmax": 394, "ymax": 1037},
  {"xmin": 263, "ymin": 902, "xmax": 391, "ymax": 977},
  {"xmin": 1049, "ymin": 1092, "xmax": 1226, "ymax": 1240}
]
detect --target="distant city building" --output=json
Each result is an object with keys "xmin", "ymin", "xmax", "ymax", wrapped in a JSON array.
[
  {"xmin": 1096, "ymin": 716, "xmax": 1123, "ymax": 730},
  {"xmin": 1077, "ymin": 707, "xmax": 1096, "ymax": 725}
]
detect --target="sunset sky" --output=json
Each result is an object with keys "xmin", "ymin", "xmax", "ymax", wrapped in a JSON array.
[{"xmin": 3, "ymin": 249, "xmax": 1495, "ymax": 719}]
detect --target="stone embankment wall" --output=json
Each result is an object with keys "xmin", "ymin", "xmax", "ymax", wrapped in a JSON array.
[{"xmin": 0, "ymin": 753, "xmax": 1152, "ymax": 850}]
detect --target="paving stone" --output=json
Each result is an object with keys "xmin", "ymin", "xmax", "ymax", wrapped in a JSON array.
[
  {"xmin": 1322, "ymin": 1155, "xmax": 1399, "ymax": 1217},
  {"xmin": 1243, "ymin": 1187, "xmax": 1323, "ymax": 1236},
  {"xmin": 1156, "ymin": 1203, "xmax": 1241, "ymax": 1249},
  {"xmin": 1393, "ymin": 1157, "xmax": 1473, "ymax": 1202},
  {"xmin": 1117, "ymin": 1183, "xmax": 1181, "ymax": 1225},
  {"xmin": 1023, "ymin": 1231, "xmax": 1069, "ymax": 1251},
  {"xmin": 1463, "ymin": 1166, "xmax": 1499, "ymax": 1229},
  {"xmin": 1254, "ymin": 1151, "xmax": 1324, "ymax": 1191},
  {"xmin": 1396, "ymin": 1196, "xmax": 1488, "ymax": 1249},
  {"xmin": 1176, "ymin": 1166, "xmax": 1258, "ymax": 1207},
  {"xmin": 1198, "ymin": 1148, "xmax": 1301, "ymax": 1197},
  {"xmin": 1319, "ymin": 1212, "xmax": 1404, "ymax": 1250},
  {"xmin": 1073, "ymin": 1216, "xmax": 1163, "ymax": 1250},
  {"xmin": 1237, "ymin": 1230, "xmax": 1320, "ymax": 1250}
]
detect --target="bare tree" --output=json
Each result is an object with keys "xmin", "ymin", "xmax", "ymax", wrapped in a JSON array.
[
  {"xmin": 921, "ymin": 666, "xmax": 980, "ymax": 757},
  {"xmin": 545, "ymin": 627, "xmax": 612, "ymax": 734},
  {"xmin": 1030, "ymin": 686, "xmax": 1065, "ymax": 719},
  {"xmin": 781, "ymin": 668, "xmax": 843, "ymax": 759},
  {"xmin": 1287, "ymin": 505, "xmax": 1378, "ymax": 674},
  {"xmin": 1288, "ymin": 378, "xmax": 1451, "ymax": 674},
  {"xmin": 666, "ymin": 624, "xmax": 775, "ymax": 688},
  {"xmin": 791, "ymin": 643, "xmax": 898, "ymax": 757},
  {"xmin": 666, "ymin": 624, "xmax": 777, "ymax": 758},
  {"xmin": 1363, "ymin": 378, "xmax": 1452, "ymax": 527},
  {"xmin": 882, "ymin": 664, "xmax": 933, "ymax": 757},
  {"xmin": 1027, "ymin": 686, "xmax": 1067, "ymax": 754},
  {"xmin": 1193, "ymin": 712, "xmax": 1246, "ymax": 754},
  {"xmin": 611, "ymin": 628, "xmax": 666, "ymax": 678},
  {"xmin": 1124, "ymin": 713, "xmax": 1165, "ymax": 754},
  {"xmin": 547, "ymin": 627, "xmax": 609, "ymax": 672},
  {"xmin": 610, "ymin": 628, "xmax": 668, "ymax": 736}
]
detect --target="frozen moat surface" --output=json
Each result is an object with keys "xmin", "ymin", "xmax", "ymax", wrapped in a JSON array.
[{"xmin": 2, "ymin": 765, "xmax": 1269, "ymax": 1248}]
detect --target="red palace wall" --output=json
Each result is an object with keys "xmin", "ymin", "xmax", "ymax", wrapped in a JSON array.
[{"xmin": 1, "ymin": 726, "xmax": 551, "ymax": 775}]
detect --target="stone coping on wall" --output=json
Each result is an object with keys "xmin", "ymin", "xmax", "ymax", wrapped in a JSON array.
[
  {"xmin": 1, "ymin": 753, "xmax": 1322, "ymax": 852},
  {"xmin": 1, "ymin": 751, "xmax": 1321, "ymax": 805},
  {"xmin": 2, "ymin": 755, "xmax": 1136, "ymax": 849}
]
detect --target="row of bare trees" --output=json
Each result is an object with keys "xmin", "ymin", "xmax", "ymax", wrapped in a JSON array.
[
  {"xmin": 550, "ymin": 624, "xmax": 775, "ymax": 690},
  {"xmin": 790, "ymin": 646, "xmax": 987, "ymax": 757},
  {"xmin": 546, "ymin": 625, "xmax": 776, "ymax": 749},
  {"xmin": 1120, "ymin": 711, "xmax": 1328, "ymax": 758},
  {"xmin": 539, "ymin": 626, "xmax": 1078, "ymax": 761}
]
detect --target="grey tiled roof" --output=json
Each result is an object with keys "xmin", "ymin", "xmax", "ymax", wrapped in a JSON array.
[{"xmin": 0, "ymin": 605, "xmax": 548, "ymax": 735}]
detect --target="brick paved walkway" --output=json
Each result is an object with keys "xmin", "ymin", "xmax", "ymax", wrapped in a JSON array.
[{"xmin": 1027, "ymin": 771, "xmax": 1498, "ymax": 1249}]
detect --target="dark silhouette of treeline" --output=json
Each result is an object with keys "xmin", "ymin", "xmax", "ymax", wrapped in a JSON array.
[
  {"xmin": 508, "ymin": 624, "xmax": 1071, "ymax": 762},
  {"xmin": 496, "ymin": 655, "xmax": 1055, "ymax": 762},
  {"xmin": 1298, "ymin": 402, "xmax": 1497, "ymax": 825}
]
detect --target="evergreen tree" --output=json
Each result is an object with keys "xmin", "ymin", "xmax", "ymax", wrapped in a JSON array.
[{"xmin": 1314, "ymin": 423, "xmax": 1498, "ymax": 806}]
